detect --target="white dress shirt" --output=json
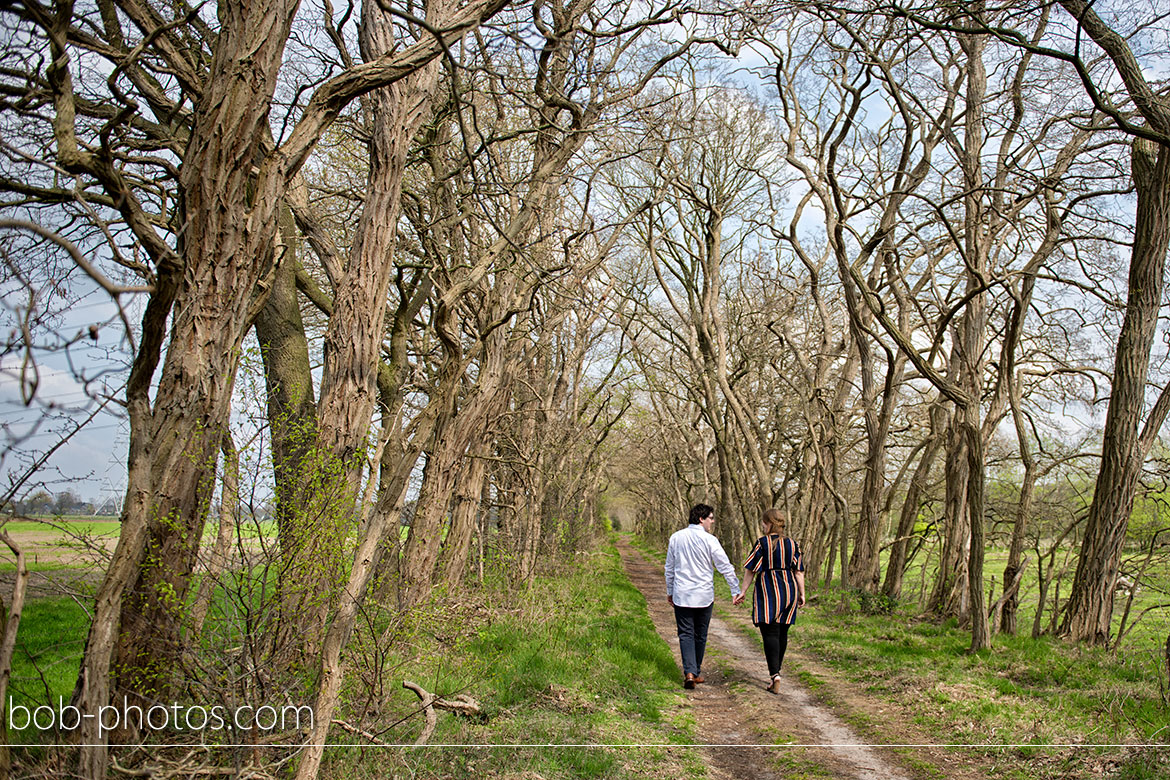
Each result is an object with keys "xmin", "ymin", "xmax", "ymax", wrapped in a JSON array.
[{"xmin": 665, "ymin": 523, "xmax": 741, "ymax": 607}]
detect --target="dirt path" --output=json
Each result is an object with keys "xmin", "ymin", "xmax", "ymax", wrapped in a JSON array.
[
  {"xmin": 617, "ymin": 536, "xmax": 922, "ymax": 780},
  {"xmin": 0, "ymin": 568, "xmax": 102, "ymax": 599}
]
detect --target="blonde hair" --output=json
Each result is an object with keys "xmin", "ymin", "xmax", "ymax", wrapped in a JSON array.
[{"xmin": 762, "ymin": 508, "xmax": 786, "ymax": 535}]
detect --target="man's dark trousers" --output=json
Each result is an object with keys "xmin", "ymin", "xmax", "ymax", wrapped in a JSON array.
[{"xmin": 673, "ymin": 603, "xmax": 713, "ymax": 676}]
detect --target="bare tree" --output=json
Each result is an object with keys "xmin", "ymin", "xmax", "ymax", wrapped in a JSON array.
[
  {"xmin": 872, "ymin": 0, "xmax": 1170, "ymax": 646},
  {"xmin": 2, "ymin": 0, "xmax": 508, "ymax": 772},
  {"xmin": 614, "ymin": 78, "xmax": 787, "ymax": 559},
  {"xmin": 756, "ymin": 10, "xmax": 962, "ymax": 597}
]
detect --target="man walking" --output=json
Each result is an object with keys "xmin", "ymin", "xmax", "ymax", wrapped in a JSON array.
[{"xmin": 665, "ymin": 503, "xmax": 741, "ymax": 689}]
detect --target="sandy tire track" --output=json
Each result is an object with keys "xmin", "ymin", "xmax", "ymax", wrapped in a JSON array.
[{"xmin": 617, "ymin": 535, "xmax": 917, "ymax": 780}]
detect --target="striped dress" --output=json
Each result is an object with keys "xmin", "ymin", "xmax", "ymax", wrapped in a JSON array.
[{"xmin": 744, "ymin": 535, "xmax": 804, "ymax": 626}]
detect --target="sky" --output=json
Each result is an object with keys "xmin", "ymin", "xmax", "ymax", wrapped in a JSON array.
[{"xmin": 0, "ymin": 274, "xmax": 135, "ymax": 507}]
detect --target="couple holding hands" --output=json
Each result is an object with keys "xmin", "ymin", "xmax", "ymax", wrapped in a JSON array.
[{"xmin": 664, "ymin": 504, "xmax": 806, "ymax": 694}]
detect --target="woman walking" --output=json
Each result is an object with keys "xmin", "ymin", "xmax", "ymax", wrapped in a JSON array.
[{"xmin": 733, "ymin": 508, "xmax": 806, "ymax": 693}]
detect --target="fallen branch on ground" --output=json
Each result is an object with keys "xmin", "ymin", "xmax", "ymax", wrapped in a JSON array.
[
  {"xmin": 402, "ymin": 679, "xmax": 483, "ymax": 745},
  {"xmin": 332, "ymin": 718, "xmax": 394, "ymax": 746}
]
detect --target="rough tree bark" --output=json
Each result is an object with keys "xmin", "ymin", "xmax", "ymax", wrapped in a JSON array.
[
  {"xmin": 253, "ymin": 206, "xmax": 323, "ymax": 658},
  {"xmin": 957, "ymin": 23, "xmax": 991, "ymax": 652},
  {"xmin": 110, "ymin": 0, "xmax": 309, "ymax": 716},
  {"xmin": 929, "ymin": 414, "xmax": 970, "ymax": 617},
  {"xmin": 845, "ymin": 297, "xmax": 905, "ymax": 593},
  {"xmin": 64, "ymin": 0, "xmax": 509, "ymax": 773},
  {"xmin": 314, "ymin": 0, "xmax": 451, "ymax": 476},
  {"xmin": 1000, "ymin": 379, "xmax": 1035, "ymax": 637},
  {"xmin": 1061, "ymin": 138, "xmax": 1170, "ymax": 644}
]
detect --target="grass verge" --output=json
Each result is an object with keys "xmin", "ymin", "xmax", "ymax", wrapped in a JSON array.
[
  {"xmin": 6, "ymin": 539, "xmax": 706, "ymax": 780},
  {"xmin": 320, "ymin": 542, "xmax": 707, "ymax": 779}
]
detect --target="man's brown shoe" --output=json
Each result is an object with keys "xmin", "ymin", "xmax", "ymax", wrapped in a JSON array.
[
  {"xmin": 684, "ymin": 673, "xmax": 696, "ymax": 689},
  {"xmin": 692, "ymin": 675, "xmax": 705, "ymax": 684}
]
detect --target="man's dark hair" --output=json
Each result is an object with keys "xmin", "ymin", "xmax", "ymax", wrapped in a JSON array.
[{"xmin": 689, "ymin": 503, "xmax": 714, "ymax": 525}]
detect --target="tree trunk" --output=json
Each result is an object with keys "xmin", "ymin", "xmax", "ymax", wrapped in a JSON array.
[
  {"xmin": 714, "ymin": 439, "xmax": 743, "ymax": 564},
  {"xmin": 958, "ymin": 22, "xmax": 991, "ymax": 652},
  {"xmin": 301, "ymin": 0, "xmax": 452, "ymax": 641},
  {"xmin": 256, "ymin": 207, "xmax": 318, "ymax": 555},
  {"xmin": 68, "ymin": 1, "xmax": 503, "ymax": 772},
  {"xmin": 848, "ymin": 342, "xmax": 904, "ymax": 593},
  {"xmin": 883, "ymin": 402, "xmax": 947, "ymax": 599},
  {"xmin": 292, "ymin": 423, "xmax": 429, "ymax": 780},
  {"xmin": 1061, "ymin": 139, "xmax": 1170, "ymax": 644},
  {"xmin": 0, "ymin": 531, "xmax": 29, "ymax": 774},
  {"xmin": 963, "ymin": 404, "xmax": 990, "ymax": 651},
  {"xmin": 113, "ymin": 242, "xmax": 258, "ymax": 710},
  {"xmin": 112, "ymin": 0, "xmax": 306, "ymax": 701},
  {"xmin": 929, "ymin": 414, "xmax": 970, "ymax": 619},
  {"xmin": 511, "ymin": 355, "xmax": 545, "ymax": 580},
  {"xmin": 844, "ymin": 327, "xmax": 881, "ymax": 592},
  {"xmin": 188, "ymin": 435, "xmax": 240, "ymax": 638},
  {"xmin": 813, "ymin": 352, "xmax": 857, "ymax": 587},
  {"xmin": 72, "ymin": 286, "xmax": 174, "ymax": 778},
  {"xmin": 1000, "ymin": 351, "xmax": 1036, "ymax": 636},
  {"xmin": 401, "ymin": 436, "xmax": 462, "ymax": 604},
  {"xmin": 999, "ymin": 462, "xmax": 1035, "ymax": 636},
  {"xmin": 405, "ymin": 321, "xmax": 516, "ymax": 602},
  {"xmin": 797, "ymin": 447, "xmax": 829, "ymax": 581},
  {"xmin": 253, "ymin": 210, "xmax": 324, "ymax": 658},
  {"xmin": 314, "ymin": 0, "xmax": 448, "ymax": 476},
  {"xmin": 438, "ymin": 345, "xmax": 515, "ymax": 588},
  {"xmin": 440, "ymin": 437, "xmax": 491, "ymax": 589}
]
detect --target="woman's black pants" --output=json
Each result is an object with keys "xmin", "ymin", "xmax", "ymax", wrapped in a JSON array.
[{"xmin": 758, "ymin": 621, "xmax": 791, "ymax": 677}]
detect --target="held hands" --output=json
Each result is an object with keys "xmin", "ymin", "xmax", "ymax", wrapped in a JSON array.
[{"xmin": 732, "ymin": 592, "xmax": 745, "ymax": 606}]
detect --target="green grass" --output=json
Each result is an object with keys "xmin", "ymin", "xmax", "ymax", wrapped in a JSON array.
[
  {"xmin": 0, "ymin": 560, "xmax": 92, "ymax": 573},
  {"xmin": 223, "ymin": 518, "xmax": 278, "ymax": 539},
  {"xmin": 6, "ymin": 596, "xmax": 89, "ymax": 740},
  {"xmin": 7, "ymin": 515, "xmax": 119, "ymax": 523},
  {"xmin": 5, "ymin": 539, "xmax": 709, "ymax": 779},
  {"xmin": 0, "ymin": 518, "xmax": 118, "ymax": 572},
  {"xmin": 888, "ymin": 544, "xmax": 1170, "ymax": 651},
  {"xmin": 0, "ymin": 519, "xmax": 120, "ymax": 536},
  {"xmin": 764, "ymin": 748, "xmax": 838, "ymax": 779},
  {"xmin": 318, "ymin": 541, "xmax": 708, "ymax": 779}
]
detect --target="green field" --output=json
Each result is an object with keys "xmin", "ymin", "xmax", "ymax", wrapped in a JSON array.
[
  {"xmin": 1, "ymin": 517, "xmax": 119, "ymax": 533},
  {"xmin": 879, "ymin": 542, "xmax": 1170, "ymax": 652},
  {"xmin": 7, "ymin": 597, "xmax": 89, "ymax": 721}
]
